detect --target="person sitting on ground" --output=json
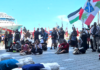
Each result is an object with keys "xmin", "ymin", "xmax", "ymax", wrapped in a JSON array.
[
  {"xmin": 20, "ymin": 42, "xmax": 31, "ymax": 55},
  {"xmin": 10, "ymin": 41, "xmax": 21, "ymax": 52},
  {"xmin": 31, "ymin": 39, "xmax": 43, "ymax": 55},
  {"xmin": 41, "ymin": 40, "xmax": 47, "ymax": 51},
  {"xmin": 77, "ymin": 37, "xmax": 83, "ymax": 48},
  {"xmin": 73, "ymin": 47, "xmax": 86, "ymax": 54},
  {"xmin": 55, "ymin": 40, "xmax": 69, "ymax": 54}
]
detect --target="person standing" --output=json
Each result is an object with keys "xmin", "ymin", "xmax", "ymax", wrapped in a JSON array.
[
  {"xmin": 50, "ymin": 28, "xmax": 57, "ymax": 49},
  {"xmin": 59, "ymin": 28, "xmax": 65, "ymax": 44},
  {"xmin": 25, "ymin": 30, "xmax": 31, "ymax": 39},
  {"xmin": 91, "ymin": 22, "xmax": 100, "ymax": 52},
  {"xmin": 70, "ymin": 27, "xmax": 77, "ymax": 47},
  {"xmin": 23, "ymin": 27, "xmax": 27, "ymax": 33},
  {"xmin": 90, "ymin": 25, "xmax": 93, "ymax": 50},
  {"xmin": 81, "ymin": 28, "xmax": 88, "ymax": 50},
  {"xmin": 15, "ymin": 29, "xmax": 21, "ymax": 42},
  {"xmin": 41, "ymin": 29, "xmax": 48, "ymax": 42},
  {"xmin": 87, "ymin": 30, "xmax": 90, "ymax": 49},
  {"xmin": 4, "ymin": 31, "xmax": 8, "ymax": 49},
  {"xmin": 7, "ymin": 32, "xmax": 13, "ymax": 49},
  {"xmin": 34, "ymin": 28, "xmax": 40, "ymax": 41}
]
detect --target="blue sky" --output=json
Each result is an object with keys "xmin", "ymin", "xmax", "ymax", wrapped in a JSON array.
[{"xmin": 0, "ymin": 0, "xmax": 99, "ymax": 32}]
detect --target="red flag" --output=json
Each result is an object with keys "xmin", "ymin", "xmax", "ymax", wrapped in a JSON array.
[
  {"xmin": 66, "ymin": 28, "xmax": 68, "ymax": 37},
  {"xmin": 79, "ymin": 8, "xmax": 84, "ymax": 19},
  {"xmin": 85, "ymin": 14, "xmax": 94, "ymax": 25},
  {"xmin": 45, "ymin": 28, "xmax": 46, "ymax": 31},
  {"xmin": 76, "ymin": 28, "xmax": 79, "ymax": 36},
  {"xmin": 34, "ymin": 27, "xmax": 35, "ymax": 32},
  {"xmin": 20, "ymin": 28, "xmax": 22, "ymax": 35},
  {"xmin": 0, "ymin": 27, "xmax": 12, "ymax": 33},
  {"xmin": 93, "ymin": 0, "xmax": 100, "ymax": 2},
  {"xmin": 32, "ymin": 27, "xmax": 35, "ymax": 38}
]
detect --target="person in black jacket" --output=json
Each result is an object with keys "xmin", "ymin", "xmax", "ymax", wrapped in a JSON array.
[
  {"xmin": 7, "ymin": 32, "xmax": 13, "ymax": 51},
  {"xmin": 15, "ymin": 29, "xmax": 21, "ymax": 42},
  {"xmin": 70, "ymin": 27, "xmax": 77, "ymax": 47},
  {"xmin": 50, "ymin": 28, "xmax": 57, "ymax": 49},
  {"xmin": 81, "ymin": 28, "xmax": 88, "ymax": 50},
  {"xmin": 4, "ymin": 31, "xmax": 8, "ymax": 49},
  {"xmin": 87, "ymin": 31, "xmax": 90, "ymax": 49},
  {"xmin": 23, "ymin": 27, "xmax": 27, "ymax": 33},
  {"xmin": 34, "ymin": 28, "xmax": 40, "ymax": 41},
  {"xmin": 59, "ymin": 28, "xmax": 65, "ymax": 44}
]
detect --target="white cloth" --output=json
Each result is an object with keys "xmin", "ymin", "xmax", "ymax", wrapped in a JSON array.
[
  {"xmin": 21, "ymin": 33, "xmax": 24, "ymax": 40},
  {"xmin": 40, "ymin": 39, "xmax": 44, "ymax": 43},
  {"xmin": 12, "ymin": 68, "xmax": 22, "ymax": 70},
  {"xmin": 90, "ymin": 35, "xmax": 93, "ymax": 39},
  {"xmin": 16, "ymin": 57, "xmax": 34, "ymax": 67},
  {"xmin": 41, "ymin": 62, "xmax": 60, "ymax": 70},
  {"xmin": 0, "ymin": 54, "xmax": 12, "ymax": 61},
  {"xmin": 35, "ymin": 43, "xmax": 42, "ymax": 52}
]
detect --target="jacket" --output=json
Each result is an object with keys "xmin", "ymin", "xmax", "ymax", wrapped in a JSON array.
[
  {"xmin": 60, "ymin": 43, "xmax": 69, "ymax": 51},
  {"xmin": 91, "ymin": 26, "xmax": 100, "ymax": 35},
  {"xmin": 15, "ymin": 31, "xmax": 20, "ymax": 40}
]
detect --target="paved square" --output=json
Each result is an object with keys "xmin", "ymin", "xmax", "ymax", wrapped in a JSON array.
[{"xmin": 0, "ymin": 46, "xmax": 100, "ymax": 70}]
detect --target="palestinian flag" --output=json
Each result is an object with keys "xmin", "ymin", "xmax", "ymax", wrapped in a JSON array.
[
  {"xmin": 68, "ymin": 7, "xmax": 82, "ymax": 24},
  {"xmin": 79, "ymin": 0, "xmax": 100, "ymax": 25}
]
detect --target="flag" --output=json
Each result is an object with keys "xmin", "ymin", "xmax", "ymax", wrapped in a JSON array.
[
  {"xmin": 20, "ymin": 28, "xmax": 22, "ymax": 35},
  {"xmin": 80, "ymin": 0, "xmax": 100, "ymax": 25},
  {"xmin": 66, "ymin": 28, "xmax": 68, "ymax": 37},
  {"xmin": 76, "ymin": 28, "xmax": 79, "ymax": 36},
  {"xmin": 93, "ymin": 0, "xmax": 100, "ymax": 2},
  {"xmin": 95, "ymin": 1, "xmax": 100, "ymax": 9},
  {"xmin": 45, "ymin": 28, "xmax": 46, "ymax": 31},
  {"xmin": 68, "ymin": 7, "xmax": 82, "ymax": 24},
  {"xmin": 32, "ymin": 28, "xmax": 35, "ymax": 38}
]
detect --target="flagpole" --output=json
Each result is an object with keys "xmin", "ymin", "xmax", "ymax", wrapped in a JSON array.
[
  {"xmin": 67, "ymin": 22, "xmax": 68, "ymax": 33},
  {"xmin": 82, "ymin": 21, "xmax": 84, "ymax": 29},
  {"xmin": 98, "ymin": 12, "xmax": 99, "ymax": 25},
  {"xmin": 61, "ymin": 17, "xmax": 63, "ymax": 28}
]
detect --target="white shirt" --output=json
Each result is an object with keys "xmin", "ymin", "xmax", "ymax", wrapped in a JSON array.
[{"xmin": 35, "ymin": 43, "xmax": 42, "ymax": 51}]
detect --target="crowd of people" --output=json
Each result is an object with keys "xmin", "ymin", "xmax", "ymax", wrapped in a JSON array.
[{"xmin": 0, "ymin": 22, "xmax": 100, "ymax": 55}]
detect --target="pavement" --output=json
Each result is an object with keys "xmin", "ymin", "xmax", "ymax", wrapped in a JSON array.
[{"xmin": 0, "ymin": 39, "xmax": 100, "ymax": 70}]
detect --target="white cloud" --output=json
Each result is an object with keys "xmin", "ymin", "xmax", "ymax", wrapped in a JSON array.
[{"xmin": 57, "ymin": 15, "xmax": 69, "ymax": 22}]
